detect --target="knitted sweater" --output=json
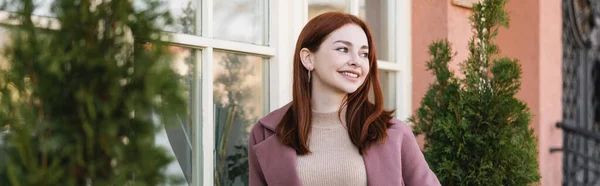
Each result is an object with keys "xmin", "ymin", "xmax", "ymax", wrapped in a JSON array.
[{"xmin": 296, "ymin": 111, "xmax": 367, "ymax": 186}]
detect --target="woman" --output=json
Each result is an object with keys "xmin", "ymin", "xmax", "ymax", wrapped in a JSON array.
[{"xmin": 248, "ymin": 12, "xmax": 440, "ymax": 186}]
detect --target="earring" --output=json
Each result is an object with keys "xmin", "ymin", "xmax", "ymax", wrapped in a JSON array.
[{"xmin": 308, "ymin": 70, "xmax": 311, "ymax": 83}]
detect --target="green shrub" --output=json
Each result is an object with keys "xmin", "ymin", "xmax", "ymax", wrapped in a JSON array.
[
  {"xmin": 409, "ymin": 0, "xmax": 541, "ymax": 185},
  {"xmin": 0, "ymin": 0, "xmax": 186, "ymax": 185}
]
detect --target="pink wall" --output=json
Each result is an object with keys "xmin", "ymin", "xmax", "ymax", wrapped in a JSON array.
[
  {"xmin": 412, "ymin": 0, "xmax": 449, "ymax": 116},
  {"xmin": 495, "ymin": 0, "xmax": 541, "ymax": 140},
  {"xmin": 538, "ymin": 0, "xmax": 563, "ymax": 184},
  {"xmin": 412, "ymin": 0, "xmax": 563, "ymax": 185},
  {"xmin": 495, "ymin": 0, "xmax": 563, "ymax": 185},
  {"xmin": 447, "ymin": 4, "xmax": 472, "ymax": 75}
]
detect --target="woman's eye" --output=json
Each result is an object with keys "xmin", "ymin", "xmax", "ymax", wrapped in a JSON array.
[
  {"xmin": 360, "ymin": 52, "xmax": 369, "ymax": 58},
  {"xmin": 336, "ymin": 47, "xmax": 348, "ymax": 53}
]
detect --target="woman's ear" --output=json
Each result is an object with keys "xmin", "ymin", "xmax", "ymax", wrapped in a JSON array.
[{"xmin": 300, "ymin": 48, "xmax": 314, "ymax": 71}]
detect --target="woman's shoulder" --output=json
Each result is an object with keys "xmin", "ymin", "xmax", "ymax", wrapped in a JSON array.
[
  {"xmin": 387, "ymin": 118, "xmax": 412, "ymax": 133},
  {"xmin": 386, "ymin": 118, "xmax": 419, "ymax": 143}
]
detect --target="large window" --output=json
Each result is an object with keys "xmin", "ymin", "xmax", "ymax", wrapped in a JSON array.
[
  {"xmin": 0, "ymin": 0, "xmax": 412, "ymax": 185},
  {"xmin": 150, "ymin": 0, "xmax": 272, "ymax": 185}
]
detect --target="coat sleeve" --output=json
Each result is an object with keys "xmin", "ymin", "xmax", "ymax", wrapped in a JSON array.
[
  {"xmin": 400, "ymin": 124, "xmax": 441, "ymax": 186},
  {"xmin": 248, "ymin": 122, "xmax": 267, "ymax": 186}
]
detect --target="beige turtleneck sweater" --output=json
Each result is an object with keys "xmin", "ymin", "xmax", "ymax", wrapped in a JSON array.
[{"xmin": 296, "ymin": 111, "xmax": 367, "ymax": 186}]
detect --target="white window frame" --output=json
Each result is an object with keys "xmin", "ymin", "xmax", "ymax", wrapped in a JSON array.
[
  {"xmin": 396, "ymin": 0, "xmax": 413, "ymax": 121},
  {"xmin": 196, "ymin": 1, "xmax": 275, "ymax": 186},
  {"xmin": 0, "ymin": 0, "xmax": 412, "ymax": 184}
]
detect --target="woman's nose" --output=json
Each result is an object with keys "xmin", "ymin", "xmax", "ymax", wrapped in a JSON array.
[{"xmin": 347, "ymin": 54, "xmax": 360, "ymax": 67}]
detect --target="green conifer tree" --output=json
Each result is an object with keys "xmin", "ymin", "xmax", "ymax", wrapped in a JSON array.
[
  {"xmin": 0, "ymin": 0, "xmax": 186, "ymax": 185},
  {"xmin": 409, "ymin": 0, "xmax": 541, "ymax": 185}
]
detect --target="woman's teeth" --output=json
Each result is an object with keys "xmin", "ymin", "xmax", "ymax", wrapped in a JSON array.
[{"xmin": 341, "ymin": 72, "xmax": 358, "ymax": 78}]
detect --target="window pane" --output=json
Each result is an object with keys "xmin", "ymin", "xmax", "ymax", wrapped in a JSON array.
[
  {"xmin": 214, "ymin": 0, "xmax": 267, "ymax": 45},
  {"xmin": 359, "ymin": 0, "xmax": 393, "ymax": 61},
  {"xmin": 163, "ymin": 46, "xmax": 198, "ymax": 185},
  {"xmin": 133, "ymin": 0, "xmax": 200, "ymax": 35},
  {"xmin": 168, "ymin": 0, "xmax": 199, "ymax": 35},
  {"xmin": 34, "ymin": 0, "xmax": 53, "ymax": 17},
  {"xmin": 213, "ymin": 51, "xmax": 267, "ymax": 186},
  {"xmin": 379, "ymin": 70, "xmax": 396, "ymax": 111},
  {"xmin": 368, "ymin": 69, "xmax": 396, "ymax": 111},
  {"xmin": 308, "ymin": 0, "xmax": 349, "ymax": 20},
  {"xmin": 0, "ymin": 0, "xmax": 54, "ymax": 16}
]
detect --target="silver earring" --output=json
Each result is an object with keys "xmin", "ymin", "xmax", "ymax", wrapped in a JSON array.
[{"xmin": 308, "ymin": 70, "xmax": 311, "ymax": 82}]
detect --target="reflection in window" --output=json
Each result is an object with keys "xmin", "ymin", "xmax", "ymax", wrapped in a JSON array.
[
  {"xmin": 379, "ymin": 70, "xmax": 396, "ymax": 110},
  {"xmin": 369, "ymin": 70, "xmax": 396, "ymax": 111},
  {"xmin": 359, "ymin": 0, "xmax": 393, "ymax": 61},
  {"xmin": 214, "ymin": 0, "xmax": 267, "ymax": 45},
  {"xmin": 133, "ymin": 0, "xmax": 199, "ymax": 34},
  {"xmin": 168, "ymin": 0, "xmax": 198, "ymax": 35},
  {"xmin": 213, "ymin": 51, "xmax": 267, "ymax": 186},
  {"xmin": 3, "ymin": 0, "xmax": 198, "ymax": 32},
  {"xmin": 163, "ymin": 46, "xmax": 197, "ymax": 185},
  {"xmin": 308, "ymin": 0, "xmax": 349, "ymax": 20},
  {"xmin": 0, "ymin": 0, "xmax": 54, "ymax": 17}
]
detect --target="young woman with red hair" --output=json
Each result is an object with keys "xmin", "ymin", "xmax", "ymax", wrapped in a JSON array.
[{"xmin": 248, "ymin": 12, "xmax": 440, "ymax": 186}]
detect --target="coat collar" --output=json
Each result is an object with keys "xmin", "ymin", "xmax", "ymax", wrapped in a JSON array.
[
  {"xmin": 253, "ymin": 103, "xmax": 405, "ymax": 186},
  {"xmin": 258, "ymin": 102, "xmax": 292, "ymax": 131},
  {"xmin": 254, "ymin": 103, "xmax": 302, "ymax": 185}
]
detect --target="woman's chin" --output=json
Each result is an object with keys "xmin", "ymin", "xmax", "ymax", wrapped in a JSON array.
[{"xmin": 341, "ymin": 86, "xmax": 360, "ymax": 94}]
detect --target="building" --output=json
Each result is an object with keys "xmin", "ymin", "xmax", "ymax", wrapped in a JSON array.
[{"xmin": 2, "ymin": 0, "xmax": 595, "ymax": 185}]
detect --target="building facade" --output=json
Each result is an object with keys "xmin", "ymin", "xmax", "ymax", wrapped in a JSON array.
[{"xmin": 0, "ymin": 0, "xmax": 570, "ymax": 185}]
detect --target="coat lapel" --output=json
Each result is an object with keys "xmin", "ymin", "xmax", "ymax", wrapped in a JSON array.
[
  {"xmin": 252, "ymin": 103, "xmax": 302, "ymax": 186},
  {"xmin": 253, "ymin": 134, "xmax": 301, "ymax": 186},
  {"xmin": 363, "ymin": 125, "xmax": 404, "ymax": 186}
]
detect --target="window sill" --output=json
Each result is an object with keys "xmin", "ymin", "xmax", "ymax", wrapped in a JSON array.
[{"xmin": 452, "ymin": 0, "xmax": 481, "ymax": 9}]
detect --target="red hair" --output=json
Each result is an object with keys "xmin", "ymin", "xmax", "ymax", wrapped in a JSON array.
[{"xmin": 275, "ymin": 12, "xmax": 394, "ymax": 155}]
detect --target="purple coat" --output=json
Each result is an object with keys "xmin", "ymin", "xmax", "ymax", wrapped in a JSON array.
[{"xmin": 248, "ymin": 104, "xmax": 441, "ymax": 186}]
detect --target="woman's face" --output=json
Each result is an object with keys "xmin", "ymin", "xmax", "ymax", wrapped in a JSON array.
[{"xmin": 302, "ymin": 23, "xmax": 370, "ymax": 94}]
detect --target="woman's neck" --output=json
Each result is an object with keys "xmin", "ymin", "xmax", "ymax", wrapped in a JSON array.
[{"xmin": 310, "ymin": 85, "xmax": 346, "ymax": 113}]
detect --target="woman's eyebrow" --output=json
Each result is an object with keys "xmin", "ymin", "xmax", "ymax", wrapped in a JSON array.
[{"xmin": 333, "ymin": 40, "xmax": 369, "ymax": 49}]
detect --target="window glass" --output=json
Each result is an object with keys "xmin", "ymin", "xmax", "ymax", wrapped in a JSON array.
[
  {"xmin": 34, "ymin": 0, "xmax": 53, "ymax": 17},
  {"xmin": 214, "ymin": 0, "xmax": 267, "ymax": 45},
  {"xmin": 380, "ymin": 70, "xmax": 396, "ymax": 110},
  {"xmin": 168, "ymin": 0, "xmax": 199, "ymax": 35},
  {"xmin": 368, "ymin": 70, "xmax": 396, "ymax": 111},
  {"xmin": 213, "ymin": 51, "xmax": 268, "ymax": 186},
  {"xmin": 133, "ymin": 0, "xmax": 200, "ymax": 35},
  {"xmin": 308, "ymin": 0, "xmax": 349, "ymax": 20},
  {"xmin": 0, "ymin": 0, "xmax": 53, "ymax": 16},
  {"xmin": 359, "ymin": 0, "xmax": 393, "ymax": 61},
  {"xmin": 164, "ymin": 46, "xmax": 198, "ymax": 184}
]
